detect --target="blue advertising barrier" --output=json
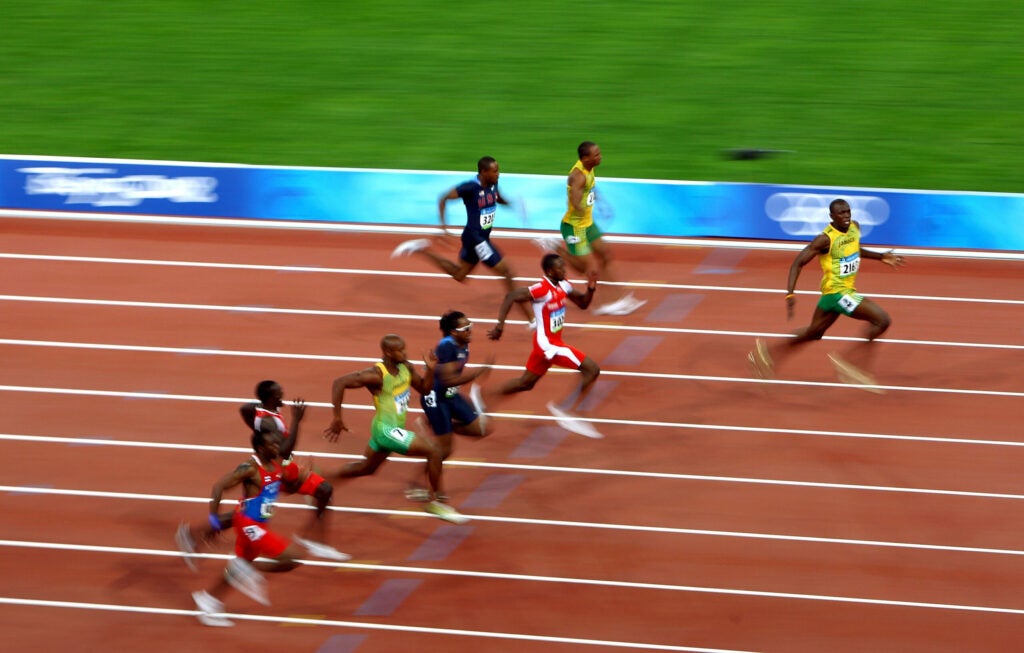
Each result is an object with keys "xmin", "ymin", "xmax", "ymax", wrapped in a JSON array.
[{"xmin": 2, "ymin": 155, "xmax": 1022, "ymax": 251}]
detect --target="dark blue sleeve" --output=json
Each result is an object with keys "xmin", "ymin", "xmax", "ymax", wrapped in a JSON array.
[{"xmin": 435, "ymin": 339, "xmax": 459, "ymax": 365}]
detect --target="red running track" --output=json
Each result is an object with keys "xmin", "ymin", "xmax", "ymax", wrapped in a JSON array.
[{"xmin": 1, "ymin": 217, "xmax": 1023, "ymax": 652}]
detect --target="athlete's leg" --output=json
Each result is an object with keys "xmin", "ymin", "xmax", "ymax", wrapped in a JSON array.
[
  {"xmin": 336, "ymin": 446, "xmax": 390, "ymax": 479},
  {"xmin": 404, "ymin": 432, "xmax": 445, "ymax": 498},
  {"xmin": 498, "ymin": 370, "xmax": 543, "ymax": 395},
  {"xmin": 493, "ymin": 258, "xmax": 534, "ymax": 323},
  {"xmin": 567, "ymin": 357, "xmax": 601, "ymax": 412},
  {"xmin": 840, "ymin": 298, "xmax": 892, "ymax": 371},
  {"xmin": 766, "ymin": 306, "xmax": 841, "ymax": 369},
  {"xmin": 416, "ymin": 248, "xmax": 475, "ymax": 281}
]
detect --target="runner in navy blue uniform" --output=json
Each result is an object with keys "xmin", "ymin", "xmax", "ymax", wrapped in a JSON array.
[
  {"xmin": 392, "ymin": 156, "xmax": 534, "ymax": 325},
  {"xmin": 405, "ymin": 310, "xmax": 494, "ymax": 502}
]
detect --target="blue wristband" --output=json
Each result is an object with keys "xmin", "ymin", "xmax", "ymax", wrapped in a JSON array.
[{"xmin": 208, "ymin": 513, "xmax": 223, "ymax": 531}]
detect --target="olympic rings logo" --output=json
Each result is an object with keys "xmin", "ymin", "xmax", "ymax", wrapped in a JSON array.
[{"xmin": 765, "ymin": 193, "xmax": 890, "ymax": 237}]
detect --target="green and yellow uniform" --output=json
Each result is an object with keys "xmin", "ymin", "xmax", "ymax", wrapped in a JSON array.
[
  {"xmin": 369, "ymin": 362, "xmax": 416, "ymax": 454},
  {"xmin": 560, "ymin": 160, "xmax": 603, "ymax": 256},
  {"xmin": 817, "ymin": 222, "xmax": 865, "ymax": 315}
]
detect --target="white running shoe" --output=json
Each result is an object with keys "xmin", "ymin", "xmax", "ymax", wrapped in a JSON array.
[
  {"xmin": 192, "ymin": 590, "xmax": 234, "ymax": 627},
  {"xmin": 391, "ymin": 238, "xmax": 430, "ymax": 258},
  {"xmin": 592, "ymin": 297, "xmax": 627, "ymax": 316},
  {"xmin": 469, "ymin": 383, "xmax": 489, "ymax": 432},
  {"xmin": 175, "ymin": 521, "xmax": 198, "ymax": 572},
  {"xmin": 532, "ymin": 236, "xmax": 563, "ymax": 253},
  {"xmin": 293, "ymin": 535, "xmax": 351, "ymax": 561},
  {"xmin": 425, "ymin": 501, "xmax": 470, "ymax": 525},
  {"xmin": 546, "ymin": 402, "xmax": 604, "ymax": 439},
  {"xmin": 596, "ymin": 292, "xmax": 646, "ymax": 316},
  {"xmin": 469, "ymin": 383, "xmax": 486, "ymax": 415},
  {"xmin": 404, "ymin": 487, "xmax": 432, "ymax": 502},
  {"xmin": 225, "ymin": 557, "xmax": 270, "ymax": 606},
  {"xmin": 613, "ymin": 293, "xmax": 647, "ymax": 315}
]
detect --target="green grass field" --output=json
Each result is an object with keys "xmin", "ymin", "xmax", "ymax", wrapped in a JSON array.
[{"xmin": 3, "ymin": 1, "xmax": 1021, "ymax": 192}]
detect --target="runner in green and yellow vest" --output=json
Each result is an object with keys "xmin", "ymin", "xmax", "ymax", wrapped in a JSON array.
[
  {"xmin": 543, "ymin": 141, "xmax": 646, "ymax": 316},
  {"xmin": 323, "ymin": 334, "xmax": 468, "ymax": 524},
  {"xmin": 748, "ymin": 198, "xmax": 905, "ymax": 391}
]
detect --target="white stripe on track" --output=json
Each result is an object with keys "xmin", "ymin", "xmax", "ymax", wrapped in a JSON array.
[
  {"xmin": 7, "ymin": 481, "xmax": 1024, "ymax": 544},
  {"xmin": 3, "ymin": 542, "xmax": 1024, "ymax": 617},
  {"xmin": 0, "ymin": 595, "xmax": 740, "ymax": 652},
  {"xmin": 2, "ymin": 251, "xmax": 1022, "ymax": 304}
]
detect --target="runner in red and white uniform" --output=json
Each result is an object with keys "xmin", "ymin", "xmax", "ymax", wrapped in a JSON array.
[
  {"xmin": 486, "ymin": 254, "xmax": 605, "ymax": 438},
  {"xmin": 176, "ymin": 384, "xmax": 347, "ymax": 571},
  {"xmin": 240, "ymin": 381, "xmax": 346, "ymax": 560},
  {"xmin": 189, "ymin": 429, "xmax": 306, "ymax": 627}
]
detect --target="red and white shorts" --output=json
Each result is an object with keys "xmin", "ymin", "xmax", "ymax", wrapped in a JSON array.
[
  {"xmin": 233, "ymin": 513, "xmax": 289, "ymax": 562},
  {"xmin": 525, "ymin": 342, "xmax": 586, "ymax": 376}
]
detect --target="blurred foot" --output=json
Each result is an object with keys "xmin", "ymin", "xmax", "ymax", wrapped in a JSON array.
[
  {"xmin": 748, "ymin": 338, "xmax": 773, "ymax": 379},
  {"xmin": 404, "ymin": 487, "xmax": 431, "ymax": 502},
  {"xmin": 175, "ymin": 522, "xmax": 198, "ymax": 573},
  {"xmin": 293, "ymin": 535, "xmax": 351, "ymax": 561},
  {"xmin": 532, "ymin": 236, "xmax": 562, "ymax": 253},
  {"xmin": 192, "ymin": 590, "xmax": 233, "ymax": 627},
  {"xmin": 225, "ymin": 557, "xmax": 270, "ymax": 606},
  {"xmin": 391, "ymin": 238, "xmax": 430, "ymax": 258},
  {"xmin": 468, "ymin": 383, "xmax": 489, "ymax": 432},
  {"xmin": 546, "ymin": 402, "xmax": 604, "ymax": 439},
  {"xmin": 828, "ymin": 353, "xmax": 885, "ymax": 394},
  {"xmin": 426, "ymin": 501, "xmax": 469, "ymax": 525}
]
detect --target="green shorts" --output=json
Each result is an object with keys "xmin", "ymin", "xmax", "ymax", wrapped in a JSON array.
[
  {"xmin": 818, "ymin": 291, "xmax": 864, "ymax": 316},
  {"xmin": 369, "ymin": 420, "xmax": 416, "ymax": 455},
  {"xmin": 560, "ymin": 221, "xmax": 603, "ymax": 257}
]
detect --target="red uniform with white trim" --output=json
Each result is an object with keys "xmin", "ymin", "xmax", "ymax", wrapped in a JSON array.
[
  {"xmin": 233, "ymin": 454, "xmax": 290, "ymax": 561},
  {"xmin": 524, "ymin": 276, "xmax": 587, "ymax": 376},
  {"xmin": 254, "ymin": 406, "xmax": 325, "ymax": 496}
]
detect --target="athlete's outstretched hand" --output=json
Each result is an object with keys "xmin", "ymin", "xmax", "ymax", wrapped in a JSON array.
[
  {"xmin": 290, "ymin": 398, "xmax": 306, "ymax": 423},
  {"xmin": 322, "ymin": 418, "xmax": 348, "ymax": 443},
  {"xmin": 881, "ymin": 250, "xmax": 905, "ymax": 269},
  {"xmin": 422, "ymin": 349, "xmax": 437, "ymax": 371},
  {"xmin": 488, "ymin": 323, "xmax": 504, "ymax": 341}
]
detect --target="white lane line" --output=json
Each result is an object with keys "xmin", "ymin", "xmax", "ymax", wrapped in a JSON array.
[
  {"xmin": 0, "ymin": 596, "xmax": 738, "ymax": 652},
  {"xmin": 2, "ymin": 251, "xmax": 1022, "ymax": 304},
  {"xmin": 6, "ymin": 485, "xmax": 1024, "ymax": 556},
  {"xmin": 1, "ymin": 338, "xmax": 1020, "ymax": 396},
  {"xmin": 4, "ymin": 542, "xmax": 1024, "ymax": 617},
  {"xmin": 1, "ymin": 382, "xmax": 1021, "ymax": 443},
  {"xmin": 2, "ymin": 214, "xmax": 1023, "ymax": 261},
  {"xmin": 0, "ymin": 295, "xmax": 1021, "ymax": 351}
]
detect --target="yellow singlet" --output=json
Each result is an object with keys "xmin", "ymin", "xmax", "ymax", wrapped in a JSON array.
[
  {"xmin": 372, "ymin": 362, "xmax": 411, "ymax": 429},
  {"xmin": 818, "ymin": 222, "xmax": 862, "ymax": 294},
  {"xmin": 562, "ymin": 160, "xmax": 595, "ymax": 228}
]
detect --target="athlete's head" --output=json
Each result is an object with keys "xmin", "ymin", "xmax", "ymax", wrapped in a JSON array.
[
  {"xmin": 381, "ymin": 334, "xmax": 408, "ymax": 365},
  {"xmin": 440, "ymin": 310, "xmax": 473, "ymax": 344},
  {"xmin": 477, "ymin": 156, "xmax": 499, "ymax": 185},
  {"xmin": 829, "ymin": 198, "xmax": 852, "ymax": 232},
  {"xmin": 251, "ymin": 428, "xmax": 281, "ymax": 460},
  {"xmin": 577, "ymin": 141, "xmax": 601, "ymax": 168},
  {"xmin": 255, "ymin": 380, "xmax": 283, "ymax": 409},
  {"xmin": 541, "ymin": 253, "xmax": 566, "ymax": 281},
  {"xmin": 440, "ymin": 310, "xmax": 467, "ymax": 335}
]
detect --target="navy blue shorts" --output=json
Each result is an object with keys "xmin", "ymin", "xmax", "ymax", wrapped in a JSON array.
[
  {"xmin": 460, "ymin": 236, "xmax": 503, "ymax": 268},
  {"xmin": 420, "ymin": 390, "xmax": 478, "ymax": 436}
]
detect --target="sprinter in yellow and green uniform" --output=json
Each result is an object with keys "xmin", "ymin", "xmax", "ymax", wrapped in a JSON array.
[
  {"xmin": 536, "ymin": 141, "xmax": 646, "ymax": 316},
  {"xmin": 749, "ymin": 198, "xmax": 905, "ymax": 392},
  {"xmin": 322, "ymin": 334, "xmax": 468, "ymax": 524}
]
